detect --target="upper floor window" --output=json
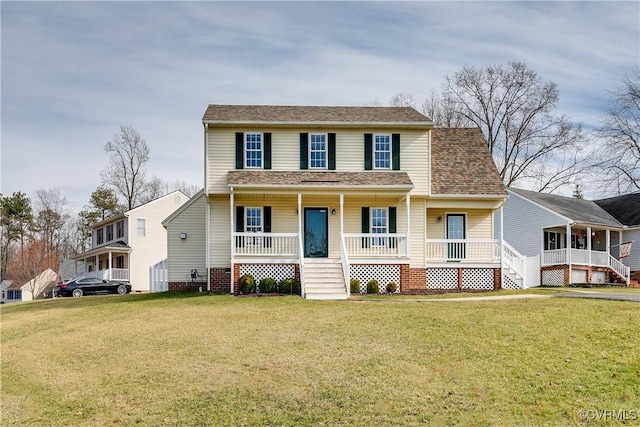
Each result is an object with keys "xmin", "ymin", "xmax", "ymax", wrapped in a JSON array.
[
  {"xmin": 309, "ymin": 134, "xmax": 327, "ymax": 169},
  {"xmin": 106, "ymin": 224, "xmax": 114, "ymax": 241},
  {"xmin": 245, "ymin": 133, "xmax": 262, "ymax": 168},
  {"xmin": 97, "ymin": 228, "xmax": 104, "ymax": 245},
  {"xmin": 374, "ymin": 135, "xmax": 391, "ymax": 169},
  {"xmin": 116, "ymin": 220, "xmax": 125, "ymax": 239},
  {"xmin": 137, "ymin": 218, "xmax": 146, "ymax": 236}
]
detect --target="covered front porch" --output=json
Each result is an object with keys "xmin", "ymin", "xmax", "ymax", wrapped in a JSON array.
[
  {"xmin": 541, "ymin": 225, "xmax": 629, "ymax": 285},
  {"xmin": 72, "ymin": 242, "xmax": 132, "ymax": 282}
]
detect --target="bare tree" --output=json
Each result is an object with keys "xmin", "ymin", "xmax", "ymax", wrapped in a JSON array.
[
  {"xmin": 34, "ymin": 188, "xmax": 71, "ymax": 258},
  {"xmin": 421, "ymin": 89, "xmax": 469, "ymax": 128},
  {"xmin": 389, "ymin": 92, "xmax": 416, "ymax": 108},
  {"xmin": 597, "ymin": 69, "xmax": 640, "ymax": 194},
  {"xmin": 433, "ymin": 61, "xmax": 586, "ymax": 191},
  {"xmin": 101, "ymin": 125, "xmax": 150, "ymax": 210},
  {"xmin": 140, "ymin": 176, "xmax": 201, "ymax": 204}
]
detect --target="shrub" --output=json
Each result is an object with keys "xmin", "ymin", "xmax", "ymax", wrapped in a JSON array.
[
  {"xmin": 366, "ymin": 279, "xmax": 380, "ymax": 294},
  {"xmin": 238, "ymin": 274, "xmax": 255, "ymax": 294},
  {"xmin": 259, "ymin": 277, "xmax": 277, "ymax": 293},
  {"xmin": 350, "ymin": 278, "xmax": 361, "ymax": 294},
  {"xmin": 278, "ymin": 278, "xmax": 299, "ymax": 294},
  {"xmin": 386, "ymin": 281, "xmax": 398, "ymax": 293}
]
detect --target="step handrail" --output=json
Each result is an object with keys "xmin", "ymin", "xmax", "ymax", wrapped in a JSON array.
[
  {"xmin": 340, "ymin": 233, "xmax": 351, "ymax": 298},
  {"xmin": 502, "ymin": 241, "xmax": 526, "ymax": 280}
]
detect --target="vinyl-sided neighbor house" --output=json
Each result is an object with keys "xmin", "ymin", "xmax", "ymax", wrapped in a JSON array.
[
  {"xmin": 72, "ymin": 191, "xmax": 188, "ymax": 292},
  {"xmin": 498, "ymin": 188, "xmax": 631, "ymax": 286},
  {"xmin": 164, "ymin": 105, "xmax": 516, "ymax": 299}
]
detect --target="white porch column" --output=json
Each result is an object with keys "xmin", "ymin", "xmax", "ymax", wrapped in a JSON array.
[
  {"xmin": 108, "ymin": 251, "xmax": 113, "ymax": 280},
  {"xmin": 500, "ymin": 205, "xmax": 504, "ymax": 267},
  {"xmin": 405, "ymin": 194, "xmax": 411, "ymax": 258},
  {"xmin": 566, "ymin": 223, "xmax": 572, "ymax": 284},
  {"xmin": 298, "ymin": 193, "xmax": 304, "ymax": 297},
  {"xmin": 339, "ymin": 194, "xmax": 344, "ymax": 235},
  {"xmin": 297, "ymin": 193, "xmax": 302, "ymax": 244},
  {"xmin": 586, "ymin": 226, "xmax": 592, "ymax": 266},
  {"xmin": 606, "ymin": 229, "xmax": 611, "ymax": 255},
  {"xmin": 95, "ymin": 254, "xmax": 99, "ymax": 276},
  {"xmin": 228, "ymin": 189, "xmax": 233, "ymax": 294}
]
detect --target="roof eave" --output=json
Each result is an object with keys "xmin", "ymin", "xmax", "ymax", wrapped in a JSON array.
[{"xmin": 203, "ymin": 120, "xmax": 434, "ymax": 127}]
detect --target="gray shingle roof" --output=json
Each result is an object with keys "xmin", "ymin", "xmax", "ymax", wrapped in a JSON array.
[
  {"xmin": 595, "ymin": 192, "xmax": 640, "ymax": 227},
  {"xmin": 203, "ymin": 105, "xmax": 433, "ymax": 124},
  {"xmin": 430, "ymin": 128, "xmax": 507, "ymax": 196},
  {"xmin": 228, "ymin": 171, "xmax": 414, "ymax": 189},
  {"xmin": 510, "ymin": 188, "xmax": 623, "ymax": 228}
]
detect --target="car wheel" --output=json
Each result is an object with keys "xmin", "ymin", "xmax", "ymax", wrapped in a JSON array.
[
  {"xmin": 116, "ymin": 284, "xmax": 128, "ymax": 295},
  {"xmin": 72, "ymin": 288, "xmax": 83, "ymax": 298}
]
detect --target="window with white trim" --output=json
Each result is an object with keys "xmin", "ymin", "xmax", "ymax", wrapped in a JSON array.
[
  {"xmin": 374, "ymin": 134, "xmax": 391, "ymax": 169},
  {"xmin": 106, "ymin": 224, "xmax": 114, "ymax": 241},
  {"xmin": 137, "ymin": 218, "xmax": 146, "ymax": 236},
  {"xmin": 97, "ymin": 228, "xmax": 104, "ymax": 245},
  {"xmin": 116, "ymin": 220, "xmax": 125, "ymax": 239},
  {"xmin": 245, "ymin": 133, "xmax": 262, "ymax": 168},
  {"xmin": 245, "ymin": 207, "xmax": 262, "ymax": 246},
  {"xmin": 309, "ymin": 133, "xmax": 327, "ymax": 169},
  {"xmin": 371, "ymin": 208, "xmax": 387, "ymax": 246}
]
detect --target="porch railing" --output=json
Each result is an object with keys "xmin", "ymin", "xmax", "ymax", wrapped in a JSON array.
[
  {"xmin": 342, "ymin": 233, "xmax": 408, "ymax": 258},
  {"xmin": 84, "ymin": 268, "xmax": 129, "ymax": 281},
  {"xmin": 542, "ymin": 249, "xmax": 610, "ymax": 267},
  {"xmin": 425, "ymin": 239, "xmax": 499, "ymax": 263},
  {"xmin": 233, "ymin": 232, "xmax": 299, "ymax": 256},
  {"xmin": 609, "ymin": 255, "xmax": 631, "ymax": 284}
]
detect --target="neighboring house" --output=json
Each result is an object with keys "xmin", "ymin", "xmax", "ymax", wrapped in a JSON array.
[
  {"xmin": 1, "ymin": 280, "xmax": 21, "ymax": 303},
  {"xmin": 595, "ymin": 192, "xmax": 640, "ymax": 285},
  {"xmin": 20, "ymin": 268, "xmax": 58, "ymax": 301},
  {"xmin": 72, "ymin": 191, "xmax": 188, "ymax": 292},
  {"xmin": 498, "ymin": 188, "xmax": 630, "ymax": 286},
  {"xmin": 164, "ymin": 104, "xmax": 511, "ymax": 299}
]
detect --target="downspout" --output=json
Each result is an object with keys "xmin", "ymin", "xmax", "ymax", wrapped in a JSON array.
[{"xmin": 205, "ymin": 123, "xmax": 211, "ymax": 293}]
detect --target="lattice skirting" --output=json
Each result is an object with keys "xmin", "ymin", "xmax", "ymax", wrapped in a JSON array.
[
  {"xmin": 426, "ymin": 268, "xmax": 495, "ymax": 290},
  {"xmin": 542, "ymin": 269, "xmax": 565, "ymax": 286},
  {"xmin": 502, "ymin": 273, "xmax": 522, "ymax": 290},
  {"xmin": 571, "ymin": 269, "xmax": 587, "ymax": 283},
  {"xmin": 350, "ymin": 264, "xmax": 400, "ymax": 293},
  {"xmin": 591, "ymin": 271, "xmax": 606, "ymax": 284},
  {"xmin": 239, "ymin": 264, "xmax": 296, "ymax": 289}
]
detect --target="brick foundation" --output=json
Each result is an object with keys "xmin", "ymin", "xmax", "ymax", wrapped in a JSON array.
[{"xmin": 167, "ymin": 267, "xmax": 231, "ymax": 293}]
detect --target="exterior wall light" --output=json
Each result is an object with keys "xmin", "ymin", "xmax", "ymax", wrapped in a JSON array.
[
  {"xmin": 437, "ymin": 216, "xmax": 443, "ymax": 223},
  {"xmin": 180, "ymin": 233, "xmax": 187, "ymax": 239},
  {"xmin": 331, "ymin": 209, "xmax": 337, "ymax": 215}
]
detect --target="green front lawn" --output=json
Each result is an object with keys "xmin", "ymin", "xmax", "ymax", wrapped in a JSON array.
[{"xmin": 2, "ymin": 292, "xmax": 639, "ymax": 426}]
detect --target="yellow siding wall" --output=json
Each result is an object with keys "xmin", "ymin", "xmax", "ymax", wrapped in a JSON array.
[
  {"xmin": 426, "ymin": 209, "xmax": 494, "ymax": 240},
  {"xmin": 210, "ymin": 196, "xmax": 231, "ymax": 267},
  {"xmin": 167, "ymin": 195, "xmax": 207, "ymax": 283},
  {"xmin": 207, "ymin": 128, "xmax": 430, "ymax": 195}
]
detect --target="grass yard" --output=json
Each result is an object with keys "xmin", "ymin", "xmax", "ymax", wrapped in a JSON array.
[{"xmin": 2, "ymin": 291, "xmax": 639, "ymax": 426}]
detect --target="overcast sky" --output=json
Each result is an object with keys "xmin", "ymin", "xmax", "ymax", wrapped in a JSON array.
[{"xmin": 2, "ymin": 1, "xmax": 639, "ymax": 213}]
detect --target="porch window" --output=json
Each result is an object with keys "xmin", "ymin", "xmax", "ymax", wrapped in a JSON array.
[
  {"xmin": 544, "ymin": 231, "xmax": 565, "ymax": 250},
  {"xmin": 245, "ymin": 133, "xmax": 262, "ymax": 168},
  {"xmin": 116, "ymin": 220, "xmax": 124, "ymax": 239},
  {"xmin": 97, "ymin": 228, "xmax": 104, "ymax": 245},
  {"xmin": 106, "ymin": 224, "xmax": 113, "ymax": 241},
  {"xmin": 245, "ymin": 207, "xmax": 262, "ymax": 247},
  {"xmin": 309, "ymin": 134, "xmax": 327, "ymax": 169},
  {"xmin": 116, "ymin": 256, "xmax": 125, "ymax": 269},
  {"xmin": 137, "ymin": 218, "xmax": 146, "ymax": 236},
  {"xmin": 371, "ymin": 208, "xmax": 387, "ymax": 246},
  {"xmin": 374, "ymin": 135, "xmax": 391, "ymax": 169}
]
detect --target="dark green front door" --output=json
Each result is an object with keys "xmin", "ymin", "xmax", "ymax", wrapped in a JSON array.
[{"xmin": 304, "ymin": 208, "xmax": 328, "ymax": 258}]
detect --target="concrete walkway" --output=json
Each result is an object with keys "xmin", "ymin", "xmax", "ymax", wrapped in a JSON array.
[
  {"xmin": 354, "ymin": 294, "xmax": 553, "ymax": 302},
  {"xmin": 555, "ymin": 290, "xmax": 640, "ymax": 303}
]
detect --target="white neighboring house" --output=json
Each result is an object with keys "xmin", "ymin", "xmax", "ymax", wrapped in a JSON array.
[
  {"xmin": 20, "ymin": 268, "xmax": 58, "ymax": 301},
  {"xmin": 72, "ymin": 191, "xmax": 188, "ymax": 293},
  {"xmin": 1, "ymin": 280, "xmax": 20, "ymax": 303}
]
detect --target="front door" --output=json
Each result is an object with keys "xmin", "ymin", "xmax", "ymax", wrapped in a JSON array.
[{"xmin": 304, "ymin": 208, "xmax": 328, "ymax": 258}]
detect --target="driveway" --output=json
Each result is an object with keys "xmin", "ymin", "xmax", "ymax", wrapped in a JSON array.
[{"xmin": 555, "ymin": 290, "xmax": 640, "ymax": 303}]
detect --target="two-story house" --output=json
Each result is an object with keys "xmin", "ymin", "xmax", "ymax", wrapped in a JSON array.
[
  {"xmin": 163, "ymin": 105, "xmax": 510, "ymax": 299},
  {"xmin": 72, "ymin": 191, "xmax": 188, "ymax": 292}
]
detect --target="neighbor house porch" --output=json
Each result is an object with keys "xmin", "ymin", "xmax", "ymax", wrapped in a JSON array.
[{"xmin": 71, "ymin": 242, "xmax": 132, "ymax": 282}]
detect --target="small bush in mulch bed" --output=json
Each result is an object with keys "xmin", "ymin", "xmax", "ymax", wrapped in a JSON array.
[
  {"xmin": 350, "ymin": 278, "xmax": 361, "ymax": 294},
  {"xmin": 259, "ymin": 277, "xmax": 277, "ymax": 293},
  {"xmin": 366, "ymin": 279, "xmax": 380, "ymax": 294},
  {"xmin": 278, "ymin": 278, "xmax": 299, "ymax": 295},
  {"xmin": 386, "ymin": 282, "xmax": 398, "ymax": 293},
  {"xmin": 238, "ymin": 274, "xmax": 256, "ymax": 294}
]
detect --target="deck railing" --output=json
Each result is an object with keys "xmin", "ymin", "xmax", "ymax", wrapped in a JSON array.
[
  {"xmin": 342, "ymin": 233, "xmax": 408, "ymax": 258},
  {"xmin": 542, "ymin": 249, "xmax": 610, "ymax": 267},
  {"xmin": 85, "ymin": 268, "xmax": 129, "ymax": 281},
  {"xmin": 425, "ymin": 239, "xmax": 499, "ymax": 263}
]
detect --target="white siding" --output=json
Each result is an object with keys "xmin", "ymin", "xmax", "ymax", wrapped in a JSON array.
[
  {"xmin": 166, "ymin": 194, "xmax": 207, "ymax": 283},
  {"xmin": 206, "ymin": 128, "xmax": 430, "ymax": 195},
  {"xmin": 499, "ymin": 191, "xmax": 567, "ymax": 257},
  {"xmin": 127, "ymin": 192, "xmax": 188, "ymax": 291}
]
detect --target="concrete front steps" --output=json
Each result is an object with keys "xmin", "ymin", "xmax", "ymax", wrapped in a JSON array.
[{"xmin": 303, "ymin": 259, "xmax": 347, "ymax": 300}]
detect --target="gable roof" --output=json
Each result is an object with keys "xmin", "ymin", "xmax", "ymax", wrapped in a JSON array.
[
  {"xmin": 509, "ymin": 188, "xmax": 623, "ymax": 228},
  {"xmin": 202, "ymin": 105, "xmax": 433, "ymax": 126},
  {"xmin": 162, "ymin": 189, "xmax": 205, "ymax": 226},
  {"xmin": 228, "ymin": 171, "xmax": 413, "ymax": 190},
  {"xmin": 92, "ymin": 190, "xmax": 188, "ymax": 228},
  {"xmin": 595, "ymin": 192, "xmax": 640, "ymax": 227},
  {"xmin": 430, "ymin": 128, "xmax": 507, "ymax": 196}
]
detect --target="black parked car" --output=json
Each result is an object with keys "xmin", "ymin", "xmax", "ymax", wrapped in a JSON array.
[{"xmin": 54, "ymin": 277, "xmax": 131, "ymax": 297}]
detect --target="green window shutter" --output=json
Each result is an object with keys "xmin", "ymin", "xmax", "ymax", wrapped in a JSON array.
[
  {"xmin": 361, "ymin": 207, "xmax": 370, "ymax": 248},
  {"xmin": 235, "ymin": 206, "xmax": 244, "ymax": 232},
  {"xmin": 264, "ymin": 133, "xmax": 272, "ymax": 170},
  {"xmin": 263, "ymin": 206, "xmax": 272, "ymax": 248},
  {"xmin": 364, "ymin": 134, "xmax": 373, "ymax": 170},
  {"xmin": 300, "ymin": 133, "xmax": 309, "ymax": 170},
  {"xmin": 389, "ymin": 207, "xmax": 397, "ymax": 248},
  {"xmin": 392, "ymin": 134, "xmax": 400, "ymax": 170},
  {"xmin": 328, "ymin": 133, "xmax": 336, "ymax": 170},
  {"xmin": 235, "ymin": 132, "xmax": 244, "ymax": 169}
]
